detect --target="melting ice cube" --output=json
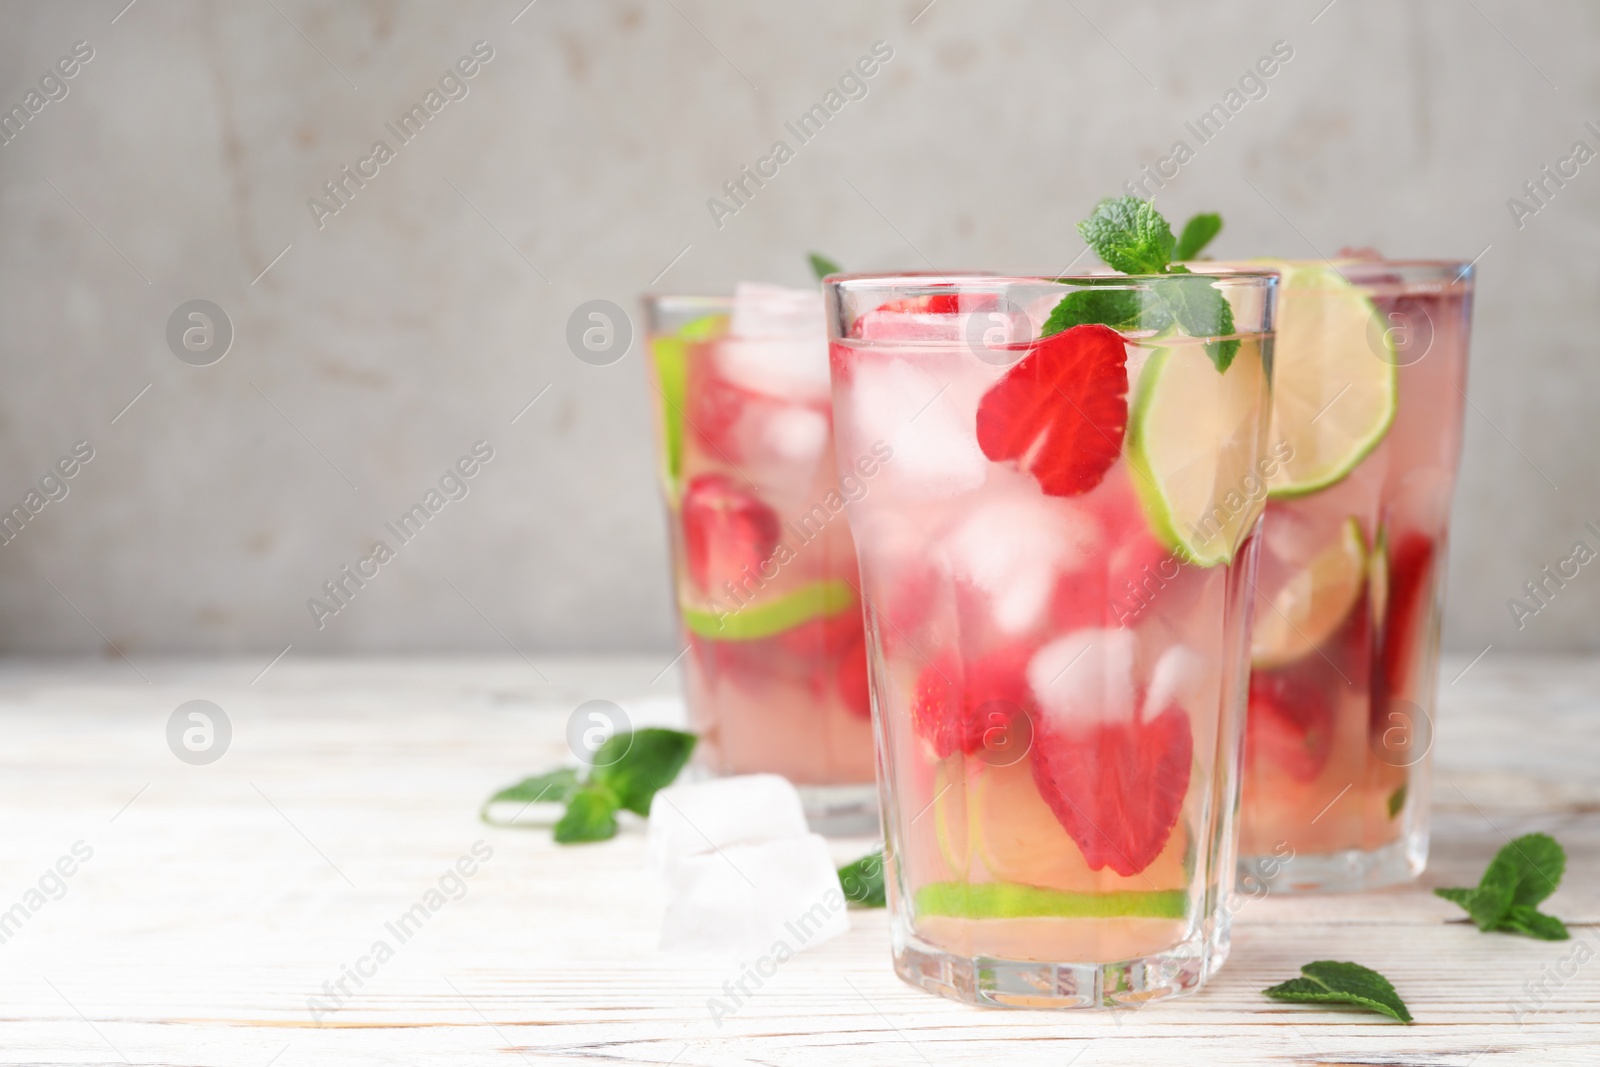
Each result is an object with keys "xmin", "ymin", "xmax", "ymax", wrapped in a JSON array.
[
  {"xmin": 647, "ymin": 774, "xmax": 810, "ymax": 876},
  {"xmin": 658, "ymin": 834, "xmax": 850, "ymax": 955}
]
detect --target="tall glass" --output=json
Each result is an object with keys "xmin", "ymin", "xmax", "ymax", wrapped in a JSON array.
[
  {"xmin": 826, "ymin": 272, "xmax": 1277, "ymax": 1008},
  {"xmin": 642, "ymin": 285, "xmax": 876, "ymax": 832},
  {"xmin": 1236, "ymin": 261, "xmax": 1474, "ymax": 892}
]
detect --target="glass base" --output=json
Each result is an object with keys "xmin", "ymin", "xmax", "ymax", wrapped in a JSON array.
[
  {"xmin": 1240, "ymin": 831, "xmax": 1426, "ymax": 894},
  {"xmin": 797, "ymin": 783, "xmax": 880, "ymax": 837},
  {"xmin": 890, "ymin": 913, "xmax": 1229, "ymax": 1010}
]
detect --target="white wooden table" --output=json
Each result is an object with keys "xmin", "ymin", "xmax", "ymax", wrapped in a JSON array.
[{"xmin": 0, "ymin": 654, "xmax": 1595, "ymax": 1065}]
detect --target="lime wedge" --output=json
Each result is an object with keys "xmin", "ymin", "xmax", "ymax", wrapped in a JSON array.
[
  {"xmin": 650, "ymin": 313, "xmax": 728, "ymax": 490},
  {"xmin": 1251, "ymin": 517, "xmax": 1367, "ymax": 669},
  {"xmin": 1260, "ymin": 262, "xmax": 1397, "ymax": 497},
  {"xmin": 915, "ymin": 881, "xmax": 1188, "ymax": 920},
  {"xmin": 679, "ymin": 578, "xmax": 856, "ymax": 641},
  {"xmin": 1127, "ymin": 338, "xmax": 1271, "ymax": 566}
]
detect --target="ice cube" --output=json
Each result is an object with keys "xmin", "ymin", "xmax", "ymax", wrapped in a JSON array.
[
  {"xmin": 762, "ymin": 406, "xmax": 829, "ymax": 464},
  {"xmin": 940, "ymin": 486, "xmax": 1101, "ymax": 634},
  {"xmin": 718, "ymin": 284, "xmax": 831, "ymax": 401},
  {"xmin": 647, "ymin": 774, "xmax": 810, "ymax": 875},
  {"xmin": 659, "ymin": 833, "xmax": 850, "ymax": 956},
  {"xmin": 1142, "ymin": 644, "xmax": 1207, "ymax": 719},
  {"xmin": 1028, "ymin": 628, "xmax": 1138, "ymax": 730},
  {"xmin": 847, "ymin": 358, "xmax": 988, "ymax": 499},
  {"xmin": 854, "ymin": 310, "xmax": 962, "ymax": 342}
]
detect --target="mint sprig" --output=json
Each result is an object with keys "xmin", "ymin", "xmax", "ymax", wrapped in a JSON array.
[
  {"xmin": 1051, "ymin": 197, "xmax": 1238, "ymax": 372},
  {"xmin": 1434, "ymin": 832, "xmax": 1569, "ymax": 940},
  {"xmin": 481, "ymin": 728, "xmax": 697, "ymax": 845},
  {"xmin": 838, "ymin": 848, "xmax": 886, "ymax": 908},
  {"xmin": 809, "ymin": 252, "xmax": 843, "ymax": 282},
  {"xmin": 1263, "ymin": 960, "xmax": 1412, "ymax": 1023}
]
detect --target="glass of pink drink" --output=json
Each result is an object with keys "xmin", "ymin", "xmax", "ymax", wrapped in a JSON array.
[
  {"xmin": 825, "ymin": 272, "xmax": 1277, "ymax": 1007},
  {"xmin": 1234, "ymin": 260, "xmax": 1475, "ymax": 892},
  {"xmin": 643, "ymin": 285, "xmax": 876, "ymax": 831}
]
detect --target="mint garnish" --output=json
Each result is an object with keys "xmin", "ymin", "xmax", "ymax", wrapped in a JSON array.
[
  {"xmin": 1434, "ymin": 832, "xmax": 1569, "ymax": 940},
  {"xmin": 1173, "ymin": 212, "xmax": 1222, "ymax": 261},
  {"xmin": 1053, "ymin": 196, "xmax": 1238, "ymax": 372},
  {"xmin": 1263, "ymin": 960, "xmax": 1412, "ymax": 1023},
  {"xmin": 809, "ymin": 252, "xmax": 842, "ymax": 282},
  {"xmin": 838, "ymin": 849, "xmax": 886, "ymax": 908},
  {"xmin": 481, "ymin": 728, "xmax": 697, "ymax": 845}
]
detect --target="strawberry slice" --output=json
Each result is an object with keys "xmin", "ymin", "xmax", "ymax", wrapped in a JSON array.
[
  {"xmin": 975, "ymin": 324, "xmax": 1129, "ymax": 497},
  {"xmin": 1031, "ymin": 706, "xmax": 1193, "ymax": 877},
  {"xmin": 1246, "ymin": 663, "xmax": 1336, "ymax": 783},
  {"xmin": 909, "ymin": 644, "xmax": 1035, "ymax": 759},
  {"xmin": 837, "ymin": 627, "xmax": 873, "ymax": 720},
  {"xmin": 1370, "ymin": 532, "xmax": 1436, "ymax": 738},
  {"xmin": 681, "ymin": 474, "xmax": 781, "ymax": 595}
]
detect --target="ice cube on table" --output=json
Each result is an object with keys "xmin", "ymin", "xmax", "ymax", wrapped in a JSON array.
[
  {"xmin": 940, "ymin": 485, "xmax": 1101, "ymax": 634},
  {"xmin": 847, "ymin": 358, "xmax": 988, "ymax": 499},
  {"xmin": 647, "ymin": 774, "xmax": 810, "ymax": 876},
  {"xmin": 1028, "ymin": 627, "xmax": 1139, "ymax": 730},
  {"xmin": 659, "ymin": 833, "xmax": 850, "ymax": 956}
]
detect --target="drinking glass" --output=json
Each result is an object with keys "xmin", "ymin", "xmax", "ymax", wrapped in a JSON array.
[
  {"xmin": 1235, "ymin": 260, "xmax": 1474, "ymax": 892},
  {"xmin": 642, "ymin": 285, "xmax": 876, "ymax": 832},
  {"xmin": 825, "ymin": 271, "xmax": 1277, "ymax": 1007}
]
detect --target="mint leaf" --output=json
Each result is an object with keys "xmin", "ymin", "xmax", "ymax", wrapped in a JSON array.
[
  {"xmin": 1157, "ymin": 273, "xmax": 1239, "ymax": 372},
  {"xmin": 809, "ymin": 252, "xmax": 842, "ymax": 282},
  {"xmin": 1495, "ymin": 832, "xmax": 1566, "ymax": 908},
  {"xmin": 1076, "ymin": 197, "xmax": 1175, "ymax": 275},
  {"xmin": 590, "ymin": 728, "xmax": 697, "ymax": 816},
  {"xmin": 1468, "ymin": 862, "xmax": 1518, "ymax": 931},
  {"xmin": 553, "ymin": 782, "xmax": 620, "ymax": 843},
  {"xmin": 838, "ymin": 849, "xmax": 886, "ymax": 908},
  {"xmin": 1173, "ymin": 212, "xmax": 1222, "ymax": 261},
  {"xmin": 480, "ymin": 767, "xmax": 581, "ymax": 823},
  {"xmin": 1435, "ymin": 833, "xmax": 1568, "ymax": 936},
  {"xmin": 1496, "ymin": 904, "xmax": 1570, "ymax": 941},
  {"xmin": 1263, "ymin": 961, "xmax": 1412, "ymax": 1023},
  {"xmin": 1387, "ymin": 784, "xmax": 1407, "ymax": 819},
  {"xmin": 1040, "ymin": 288, "xmax": 1160, "ymax": 337}
]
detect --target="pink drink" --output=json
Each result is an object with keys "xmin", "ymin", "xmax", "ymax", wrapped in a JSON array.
[
  {"xmin": 643, "ymin": 286, "xmax": 875, "ymax": 827},
  {"xmin": 826, "ymin": 273, "xmax": 1277, "ymax": 1007},
  {"xmin": 1238, "ymin": 262, "xmax": 1474, "ymax": 891}
]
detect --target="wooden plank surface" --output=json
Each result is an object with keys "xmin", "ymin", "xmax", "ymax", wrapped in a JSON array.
[{"xmin": 0, "ymin": 654, "xmax": 1595, "ymax": 1066}]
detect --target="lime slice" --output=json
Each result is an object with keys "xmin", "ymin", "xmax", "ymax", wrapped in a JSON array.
[
  {"xmin": 679, "ymin": 578, "xmax": 855, "ymax": 641},
  {"xmin": 650, "ymin": 313, "xmax": 728, "ymax": 490},
  {"xmin": 915, "ymin": 881, "xmax": 1187, "ymax": 920},
  {"xmin": 1251, "ymin": 517, "xmax": 1367, "ymax": 669},
  {"xmin": 1260, "ymin": 262, "xmax": 1398, "ymax": 498},
  {"xmin": 1127, "ymin": 338, "xmax": 1271, "ymax": 567}
]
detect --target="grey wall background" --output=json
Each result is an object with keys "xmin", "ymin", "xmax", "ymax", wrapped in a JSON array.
[{"xmin": 0, "ymin": 0, "xmax": 1595, "ymax": 660}]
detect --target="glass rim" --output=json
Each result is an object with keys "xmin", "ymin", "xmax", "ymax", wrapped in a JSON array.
[
  {"xmin": 826, "ymin": 269, "xmax": 1280, "ymax": 293},
  {"xmin": 640, "ymin": 293, "xmax": 736, "ymax": 313},
  {"xmin": 1184, "ymin": 258, "xmax": 1476, "ymax": 291}
]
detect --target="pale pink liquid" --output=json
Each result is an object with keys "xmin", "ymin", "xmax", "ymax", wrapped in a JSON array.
[
  {"xmin": 648, "ymin": 322, "xmax": 875, "ymax": 786},
  {"xmin": 1240, "ymin": 285, "xmax": 1471, "ymax": 864},
  {"xmin": 831, "ymin": 330, "xmax": 1268, "ymax": 963}
]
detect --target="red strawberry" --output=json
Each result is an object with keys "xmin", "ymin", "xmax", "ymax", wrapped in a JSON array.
[
  {"xmin": 909, "ymin": 644, "xmax": 1036, "ymax": 760},
  {"xmin": 1031, "ymin": 706, "xmax": 1193, "ymax": 877},
  {"xmin": 837, "ymin": 627, "xmax": 873, "ymax": 720},
  {"xmin": 975, "ymin": 324, "xmax": 1129, "ymax": 497},
  {"xmin": 681, "ymin": 474, "xmax": 781, "ymax": 595},
  {"xmin": 1370, "ymin": 532, "xmax": 1437, "ymax": 738},
  {"xmin": 1246, "ymin": 663, "xmax": 1336, "ymax": 783}
]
